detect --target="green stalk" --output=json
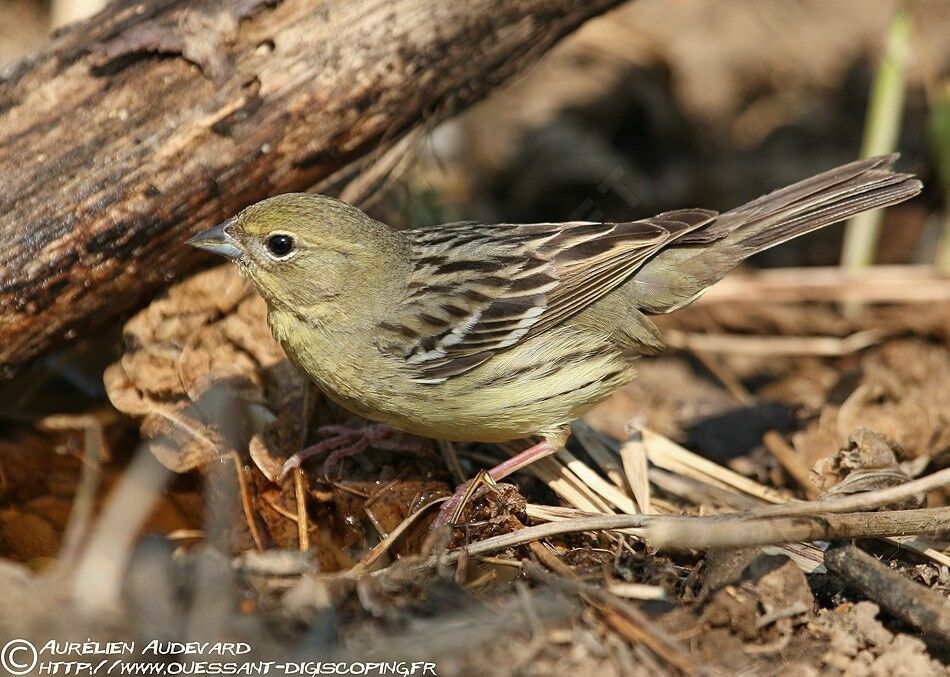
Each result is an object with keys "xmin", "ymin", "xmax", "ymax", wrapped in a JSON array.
[
  {"xmin": 938, "ymin": 207, "xmax": 950, "ymax": 273},
  {"xmin": 931, "ymin": 84, "xmax": 950, "ymax": 272},
  {"xmin": 840, "ymin": 7, "xmax": 912, "ymax": 272}
]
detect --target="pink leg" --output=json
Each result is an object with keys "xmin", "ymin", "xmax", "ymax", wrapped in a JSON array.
[
  {"xmin": 432, "ymin": 438, "xmax": 560, "ymax": 528},
  {"xmin": 278, "ymin": 423, "xmax": 431, "ymax": 481},
  {"xmin": 367, "ymin": 431, "xmax": 432, "ymax": 457},
  {"xmin": 322, "ymin": 437, "xmax": 371, "ymax": 474},
  {"xmin": 278, "ymin": 431, "xmax": 366, "ymax": 481}
]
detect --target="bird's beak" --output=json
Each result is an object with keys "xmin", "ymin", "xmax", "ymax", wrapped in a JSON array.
[{"xmin": 187, "ymin": 217, "xmax": 243, "ymax": 260}]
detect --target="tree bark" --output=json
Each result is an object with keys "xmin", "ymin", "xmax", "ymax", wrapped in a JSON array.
[{"xmin": 0, "ymin": 0, "xmax": 625, "ymax": 371}]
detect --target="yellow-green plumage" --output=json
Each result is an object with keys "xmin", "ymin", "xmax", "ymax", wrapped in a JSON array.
[
  {"xmin": 270, "ymin": 307, "xmax": 635, "ymax": 442},
  {"xmin": 189, "ymin": 155, "xmax": 921, "ymax": 452}
]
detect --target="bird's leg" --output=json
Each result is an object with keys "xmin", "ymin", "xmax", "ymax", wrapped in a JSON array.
[
  {"xmin": 278, "ymin": 430, "xmax": 367, "ymax": 481},
  {"xmin": 432, "ymin": 429, "xmax": 569, "ymax": 528},
  {"xmin": 323, "ymin": 424, "xmax": 431, "ymax": 474},
  {"xmin": 366, "ymin": 429, "xmax": 432, "ymax": 457},
  {"xmin": 278, "ymin": 423, "xmax": 430, "ymax": 481}
]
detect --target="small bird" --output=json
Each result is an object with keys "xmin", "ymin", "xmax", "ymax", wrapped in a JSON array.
[{"xmin": 189, "ymin": 155, "xmax": 920, "ymax": 523}]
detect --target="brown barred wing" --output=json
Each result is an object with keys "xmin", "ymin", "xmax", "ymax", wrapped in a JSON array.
[{"xmin": 382, "ymin": 210, "xmax": 717, "ymax": 384}]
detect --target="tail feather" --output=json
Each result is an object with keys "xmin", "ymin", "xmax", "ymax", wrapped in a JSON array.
[{"xmin": 631, "ymin": 154, "xmax": 922, "ymax": 314}]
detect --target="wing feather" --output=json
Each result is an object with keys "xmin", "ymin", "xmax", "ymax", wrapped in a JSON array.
[{"xmin": 380, "ymin": 209, "xmax": 717, "ymax": 382}]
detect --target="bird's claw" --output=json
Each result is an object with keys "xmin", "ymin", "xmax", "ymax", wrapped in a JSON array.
[{"xmin": 278, "ymin": 424, "xmax": 430, "ymax": 482}]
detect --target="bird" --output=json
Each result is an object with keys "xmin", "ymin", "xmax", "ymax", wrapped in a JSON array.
[{"xmin": 188, "ymin": 154, "xmax": 921, "ymax": 524}]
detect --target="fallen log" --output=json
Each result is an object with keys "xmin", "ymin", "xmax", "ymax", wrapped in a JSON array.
[{"xmin": 0, "ymin": 0, "xmax": 625, "ymax": 372}]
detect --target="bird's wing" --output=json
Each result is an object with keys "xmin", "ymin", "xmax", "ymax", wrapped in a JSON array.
[{"xmin": 380, "ymin": 210, "xmax": 717, "ymax": 383}]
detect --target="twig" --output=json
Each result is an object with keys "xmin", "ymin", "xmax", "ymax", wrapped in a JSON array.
[
  {"xmin": 646, "ymin": 506, "xmax": 950, "ymax": 551},
  {"xmin": 727, "ymin": 466, "xmax": 950, "ymax": 519},
  {"xmin": 350, "ymin": 496, "xmax": 448, "ymax": 574},
  {"xmin": 462, "ymin": 570, "xmax": 497, "ymax": 590},
  {"xmin": 259, "ymin": 492, "xmax": 316, "ymax": 528},
  {"xmin": 571, "ymin": 421, "xmax": 627, "ymax": 490},
  {"xmin": 606, "ymin": 583, "xmax": 668, "ymax": 601},
  {"xmin": 602, "ymin": 611, "xmax": 696, "ymax": 676},
  {"xmin": 476, "ymin": 556, "xmax": 523, "ymax": 568},
  {"xmin": 528, "ymin": 456, "xmax": 616, "ymax": 514},
  {"xmin": 448, "ymin": 507, "xmax": 950, "ymax": 560},
  {"xmin": 619, "ymin": 431, "xmax": 652, "ymax": 514},
  {"xmin": 527, "ymin": 541, "xmax": 577, "ymax": 579},
  {"xmin": 522, "ymin": 560, "xmax": 698, "ymax": 676},
  {"xmin": 762, "ymin": 431, "xmax": 821, "ymax": 499},
  {"xmin": 644, "ymin": 429, "xmax": 950, "ymax": 515},
  {"xmin": 824, "ymin": 543, "xmax": 950, "ymax": 648},
  {"xmin": 294, "ymin": 468, "xmax": 310, "ymax": 551},
  {"xmin": 438, "ymin": 439, "xmax": 467, "ymax": 485},
  {"xmin": 459, "ymin": 514, "xmax": 647, "ymax": 557},
  {"xmin": 643, "ymin": 430, "xmax": 950, "ymax": 567},
  {"xmin": 555, "ymin": 447, "xmax": 639, "ymax": 514},
  {"xmin": 649, "ymin": 442, "xmax": 824, "ymax": 573},
  {"xmin": 44, "ymin": 415, "xmax": 107, "ymax": 568},
  {"xmin": 449, "ymin": 469, "xmax": 495, "ymax": 524},
  {"xmin": 690, "ymin": 350, "xmax": 755, "ymax": 403},
  {"xmin": 229, "ymin": 452, "xmax": 265, "ymax": 552},
  {"xmin": 525, "ymin": 503, "xmax": 642, "ymax": 535},
  {"xmin": 643, "ymin": 429, "xmax": 792, "ymax": 504},
  {"xmin": 71, "ymin": 450, "xmax": 171, "ymax": 614},
  {"xmin": 664, "ymin": 329, "xmax": 883, "ymax": 357},
  {"xmin": 166, "ymin": 529, "xmax": 204, "ymax": 541},
  {"xmin": 697, "ymin": 265, "xmax": 950, "ymax": 304}
]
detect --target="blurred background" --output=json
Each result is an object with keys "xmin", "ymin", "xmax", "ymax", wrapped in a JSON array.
[
  {"xmin": 4, "ymin": 0, "xmax": 948, "ymax": 263},
  {"xmin": 359, "ymin": 0, "xmax": 949, "ymax": 270}
]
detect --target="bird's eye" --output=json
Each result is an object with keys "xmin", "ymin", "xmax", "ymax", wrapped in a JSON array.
[{"xmin": 266, "ymin": 234, "xmax": 295, "ymax": 257}]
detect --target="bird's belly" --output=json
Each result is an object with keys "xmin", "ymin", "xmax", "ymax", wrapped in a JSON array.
[
  {"xmin": 273, "ymin": 309, "xmax": 635, "ymax": 443},
  {"xmin": 326, "ymin": 384, "xmax": 621, "ymax": 443},
  {"xmin": 329, "ymin": 332, "xmax": 636, "ymax": 443}
]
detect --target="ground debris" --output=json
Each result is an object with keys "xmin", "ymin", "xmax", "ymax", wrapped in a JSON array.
[
  {"xmin": 451, "ymin": 482, "xmax": 527, "ymax": 544},
  {"xmin": 783, "ymin": 339, "xmax": 950, "ymax": 467},
  {"xmin": 701, "ymin": 555, "xmax": 814, "ymax": 643},
  {"xmin": 65, "ymin": 265, "xmax": 950, "ymax": 674},
  {"xmin": 814, "ymin": 428, "xmax": 922, "ymax": 508},
  {"xmin": 104, "ymin": 264, "xmax": 284, "ymax": 472},
  {"xmin": 809, "ymin": 601, "xmax": 945, "ymax": 676}
]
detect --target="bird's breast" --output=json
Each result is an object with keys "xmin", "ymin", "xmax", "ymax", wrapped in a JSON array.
[{"xmin": 268, "ymin": 308, "xmax": 637, "ymax": 443}]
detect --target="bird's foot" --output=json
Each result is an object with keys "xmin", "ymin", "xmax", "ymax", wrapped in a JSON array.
[
  {"xmin": 431, "ymin": 472, "xmax": 489, "ymax": 529},
  {"xmin": 431, "ymin": 437, "xmax": 562, "ymax": 528},
  {"xmin": 278, "ymin": 423, "xmax": 429, "ymax": 481}
]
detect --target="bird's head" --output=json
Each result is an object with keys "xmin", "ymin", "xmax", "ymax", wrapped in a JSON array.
[{"xmin": 188, "ymin": 193, "xmax": 407, "ymax": 320}]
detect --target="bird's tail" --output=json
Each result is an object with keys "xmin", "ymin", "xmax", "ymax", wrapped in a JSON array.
[{"xmin": 631, "ymin": 154, "xmax": 922, "ymax": 314}]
